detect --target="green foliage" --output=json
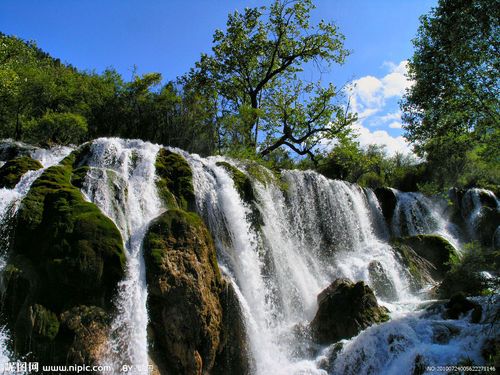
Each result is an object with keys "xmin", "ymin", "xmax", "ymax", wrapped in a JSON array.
[
  {"xmin": 401, "ymin": 0, "xmax": 499, "ymax": 191},
  {"xmin": 26, "ymin": 112, "xmax": 88, "ymax": 146},
  {"xmin": 439, "ymin": 242, "xmax": 499, "ymax": 298},
  {"xmin": 195, "ymin": 0, "xmax": 354, "ymax": 159}
]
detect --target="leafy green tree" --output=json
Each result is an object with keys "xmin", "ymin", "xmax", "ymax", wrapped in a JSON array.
[
  {"xmin": 197, "ymin": 0, "xmax": 354, "ymax": 159},
  {"xmin": 26, "ymin": 112, "xmax": 88, "ymax": 145},
  {"xmin": 401, "ymin": 0, "xmax": 499, "ymax": 188}
]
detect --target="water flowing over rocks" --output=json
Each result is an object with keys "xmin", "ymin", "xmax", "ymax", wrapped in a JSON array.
[{"xmin": 0, "ymin": 138, "xmax": 497, "ymax": 374}]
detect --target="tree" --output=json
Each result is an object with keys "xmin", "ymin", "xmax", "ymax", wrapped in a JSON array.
[
  {"xmin": 197, "ymin": 0, "xmax": 355, "ymax": 160},
  {"xmin": 401, "ymin": 0, "xmax": 499, "ymax": 186}
]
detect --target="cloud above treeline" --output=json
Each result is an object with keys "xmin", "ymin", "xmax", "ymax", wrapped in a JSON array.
[{"xmin": 346, "ymin": 60, "xmax": 414, "ymax": 156}]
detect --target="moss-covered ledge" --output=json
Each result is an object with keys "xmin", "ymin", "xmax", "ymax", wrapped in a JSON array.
[
  {"xmin": 0, "ymin": 150, "xmax": 125, "ymax": 365},
  {"xmin": 155, "ymin": 148, "xmax": 196, "ymax": 211},
  {"xmin": 0, "ymin": 156, "xmax": 43, "ymax": 189}
]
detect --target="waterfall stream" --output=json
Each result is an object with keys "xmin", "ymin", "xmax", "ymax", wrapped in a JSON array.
[
  {"xmin": 81, "ymin": 138, "xmax": 163, "ymax": 373},
  {"xmin": 0, "ymin": 139, "xmax": 496, "ymax": 374}
]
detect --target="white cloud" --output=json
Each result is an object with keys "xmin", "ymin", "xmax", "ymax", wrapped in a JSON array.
[
  {"xmin": 344, "ymin": 60, "xmax": 414, "ymax": 156},
  {"xmin": 388, "ymin": 121, "xmax": 403, "ymax": 129},
  {"xmin": 354, "ymin": 122, "xmax": 411, "ymax": 156}
]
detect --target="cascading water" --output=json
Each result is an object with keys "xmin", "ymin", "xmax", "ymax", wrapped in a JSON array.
[
  {"xmin": 461, "ymin": 188, "xmax": 500, "ymax": 245},
  {"xmin": 0, "ymin": 144, "xmax": 72, "ymax": 366},
  {"xmin": 0, "ymin": 138, "xmax": 495, "ymax": 374},
  {"xmin": 392, "ymin": 190, "xmax": 461, "ymax": 249},
  {"xmin": 80, "ymin": 138, "xmax": 163, "ymax": 373},
  {"xmin": 184, "ymin": 156, "xmax": 416, "ymax": 374}
]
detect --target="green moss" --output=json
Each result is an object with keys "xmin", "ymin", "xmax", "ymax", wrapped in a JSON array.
[
  {"xmin": 32, "ymin": 304, "xmax": 60, "ymax": 340},
  {"xmin": 155, "ymin": 148, "xmax": 195, "ymax": 211},
  {"xmin": 0, "ymin": 156, "xmax": 43, "ymax": 188},
  {"xmin": 11, "ymin": 163, "xmax": 125, "ymax": 310},
  {"xmin": 216, "ymin": 162, "xmax": 255, "ymax": 204}
]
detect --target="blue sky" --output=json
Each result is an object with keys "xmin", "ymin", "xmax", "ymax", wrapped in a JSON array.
[{"xmin": 0, "ymin": 0, "xmax": 437, "ymax": 155}]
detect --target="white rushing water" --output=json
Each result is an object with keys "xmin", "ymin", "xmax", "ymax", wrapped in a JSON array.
[
  {"xmin": 391, "ymin": 190, "xmax": 461, "ymax": 250},
  {"xmin": 81, "ymin": 138, "xmax": 163, "ymax": 374},
  {"xmin": 184, "ymin": 157, "xmax": 420, "ymax": 375},
  {"xmin": 0, "ymin": 139, "xmax": 496, "ymax": 375},
  {"xmin": 0, "ymin": 144, "xmax": 72, "ymax": 367}
]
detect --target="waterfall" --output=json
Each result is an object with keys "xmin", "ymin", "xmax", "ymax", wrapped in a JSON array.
[
  {"xmin": 81, "ymin": 138, "xmax": 163, "ymax": 373},
  {"xmin": 0, "ymin": 138, "xmax": 496, "ymax": 374},
  {"xmin": 391, "ymin": 190, "xmax": 461, "ymax": 249},
  {"xmin": 461, "ymin": 188, "xmax": 500, "ymax": 243},
  {"xmin": 185, "ymin": 158, "xmax": 413, "ymax": 374},
  {"xmin": 0, "ymin": 145, "xmax": 72, "ymax": 366}
]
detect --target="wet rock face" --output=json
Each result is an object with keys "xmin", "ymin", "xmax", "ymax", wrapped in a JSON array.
[
  {"xmin": 368, "ymin": 261, "xmax": 398, "ymax": 301},
  {"xmin": 392, "ymin": 235, "xmax": 457, "ymax": 283},
  {"xmin": 144, "ymin": 208, "xmax": 251, "ymax": 375},
  {"xmin": 374, "ymin": 187, "xmax": 397, "ymax": 225},
  {"xmin": 144, "ymin": 209, "xmax": 223, "ymax": 375},
  {"xmin": 310, "ymin": 278, "xmax": 389, "ymax": 344},
  {"xmin": 0, "ymin": 152, "xmax": 125, "ymax": 366},
  {"xmin": 0, "ymin": 156, "xmax": 43, "ymax": 188}
]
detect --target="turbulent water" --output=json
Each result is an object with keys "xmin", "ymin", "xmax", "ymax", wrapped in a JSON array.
[
  {"xmin": 81, "ymin": 138, "xmax": 163, "ymax": 373},
  {"xmin": 0, "ymin": 138, "xmax": 497, "ymax": 375},
  {"xmin": 0, "ymin": 144, "xmax": 72, "ymax": 368}
]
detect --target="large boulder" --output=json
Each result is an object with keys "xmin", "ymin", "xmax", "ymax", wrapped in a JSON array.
[
  {"xmin": 0, "ymin": 156, "xmax": 43, "ymax": 188},
  {"xmin": 213, "ymin": 281, "xmax": 252, "ymax": 375},
  {"xmin": 310, "ymin": 279, "xmax": 389, "ymax": 344},
  {"xmin": 392, "ymin": 235, "xmax": 458, "ymax": 282},
  {"xmin": 145, "ymin": 209, "xmax": 245, "ymax": 374},
  {"xmin": 0, "ymin": 152, "xmax": 125, "ymax": 365},
  {"xmin": 392, "ymin": 241, "xmax": 436, "ymax": 293}
]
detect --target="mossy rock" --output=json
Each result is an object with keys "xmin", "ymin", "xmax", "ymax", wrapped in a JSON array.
[
  {"xmin": 393, "ymin": 235, "xmax": 458, "ymax": 281},
  {"xmin": 391, "ymin": 241, "xmax": 436, "ymax": 292},
  {"xmin": 310, "ymin": 279, "xmax": 389, "ymax": 344},
  {"xmin": 155, "ymin": 148, "xmax": 195, "ymax": 211},
  {"xmin": 144, "ymin": 209, "xmax": 223, "ymax": 374},
  {"xmin": 0, "ymin": 141, "xmax": 35, "ymax": 162},
  {"xmin": 216, "ymin": 161, "xmax": 255, "ymax": 204},
  {"xmin": 0, "ymin": 156, "xmax": 43, "ymax": 189},
  {"xmin": 1, "ymin": 160, "xmax": 125, "ymax": 365}
]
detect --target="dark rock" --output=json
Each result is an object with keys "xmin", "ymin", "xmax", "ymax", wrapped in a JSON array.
[
  {"xmin": 374, "ymin": 187, "xmax": 397, "ymax": 225},
  {"xmin": 144, "ymin": 209, "xmax": 223, "ymax": 375},
  {"xmin": 0, "ymin": 141, "xmax": 35, "ymax": 161},
  {"xmin": 481, "ymin": 337, "xmax": 500, "ymax": 367},
  {"xmin": 310, "ymin": 279, "xmax": 389, "ymax": 344},
  {"xmin": 0, "ymin": 156, "xmax": 43, "ymax": 188},
  {"xmin": 392, "ymin": 235, "xmax": 458, "ymax": 281},
  {"xmin": 213, "ymin": 281, "xmax": 252, "ymax": 375},
  {"xmin": 368, "ymin": 261, "xmax": 398, "ymax": 301},
  {"xmin": 476, "ymin": 207, "xmax": 500, "ymax": 248},
  {"xmin": 155, "ymin": 148, "xmax": 195, "ymax": 211},
  {"xmin": 444, "ymin": 293, "xmax": 482, "ymax": 322}
]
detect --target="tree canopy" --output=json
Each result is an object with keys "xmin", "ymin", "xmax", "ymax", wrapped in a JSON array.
[
  {"xmin": 195, "ymin": 0, "xmax": 355, "ymax": 161},
  {"xmin": 401, "ymin": 0, "xmax": 499, "ymax": 190}
]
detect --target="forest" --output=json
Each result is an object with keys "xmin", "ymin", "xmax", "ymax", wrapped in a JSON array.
[{"xmin": 1, "ymin": 0, "xmax": 497, "ymax": 195}]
